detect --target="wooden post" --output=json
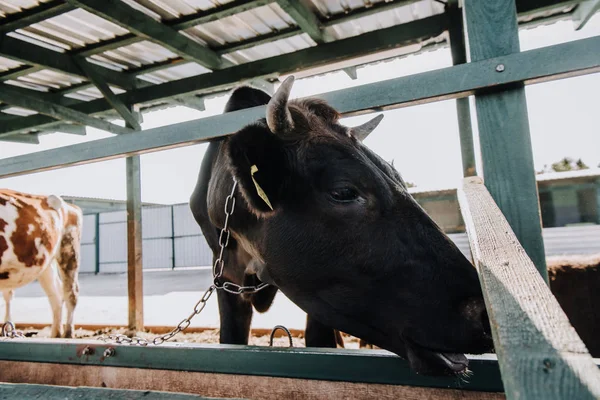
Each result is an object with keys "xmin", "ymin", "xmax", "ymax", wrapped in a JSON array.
[
  {"xmin": 126, "ymin": 110, "xmax": 143, "ymax": 332},
  {"xmin": 447, "ymin": 1, "xmax": 476, "ymax": 177},
  {"xmin": 458, "ymin": 177, "xmax": 600, "ymax": 400},
  {"xmin": 462, "ymin": 0, "xmax": 548, "ymax": 283}
]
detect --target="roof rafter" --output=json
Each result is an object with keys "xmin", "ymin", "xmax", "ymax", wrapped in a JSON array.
[
  {"xmin": 276, "ymin": 0, "xmax": 330, "ymax": 43},
  {"xmin": 74, "ymin": 56, "xmax": 141, "ymax": 130},
  {"xmin": 0, "ymin": 83, "xmax": 133, "ymax": 135},
  {"xmin": 67, "ymin": 0, "xmax": 225, "ymax": 70},
  {"xmin": 0, "ymin": 14, "xmax": 448, "ymax": 136}
]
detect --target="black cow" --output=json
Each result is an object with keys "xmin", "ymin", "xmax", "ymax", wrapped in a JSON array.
[{"xmin": 190, "ymin": 76, "xmax": 492, "ymax": 376}]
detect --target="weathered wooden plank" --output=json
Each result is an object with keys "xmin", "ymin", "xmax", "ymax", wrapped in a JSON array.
[
  {"xmin": 0, "ymin": 361, "xmax": 503, "ymax": 400},
  {"xmin": 0, "ymin": 1, "xmax": 75, "ymax": 34},
  {"xmin": 463, "ymin": 0, "xmax": 548, "ymax": 281},
  {"xmin": 68, "ymin": 0, "xmax": 224, "ymax": 70},
  {"xmin": 0, "ymin": 35, "xmax": 598, "ymax": 177},
  {"xmin": 0, "ymin": 383, "xmax": 231, "ymax": 400},
  {"xmin": 276, "ymin": 0, "xmax": 330, "ymax": 43},
  {"xmin": 458, "ymin": 177, "xmax": 600, "ymax": 400},
  {"xmin": 75, "ymin": 56, "xmax": 141, "ymax": 130},
  {"xmin": 0, "ymin": 84, "xmax": 132, "ymax": 135},
  {"xmin": 573, "ymin": 0, "xmax": 600, "ymax": 30},
  {"xmin": 0, "ymin": 35, "xmax": 138, "ymax": 90},
  {"xmin": 448, "ymin": 0, "xmax": 476, "ymax": 177}
]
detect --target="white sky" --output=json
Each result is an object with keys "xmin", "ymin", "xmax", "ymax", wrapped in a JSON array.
[{"xmin": 1, "ymin": 15, "xmax": 599, "ymax": 205}]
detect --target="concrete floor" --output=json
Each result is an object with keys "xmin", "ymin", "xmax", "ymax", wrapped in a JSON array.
[{"xmin": 8, "ymin": 268, "xmax": 307, "ymax": 330}]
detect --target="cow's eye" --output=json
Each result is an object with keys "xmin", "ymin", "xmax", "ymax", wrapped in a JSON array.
[{"xmin": 330, "ymin": 187, "xmax": 359, "ymax": 203}]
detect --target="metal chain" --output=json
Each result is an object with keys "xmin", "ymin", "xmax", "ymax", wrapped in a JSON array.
[
  {"xmin": 96, "ymin": 178, "xmax": 270, "ymax": 346},
  {"xmin": 1, "ymin": 321, "xmax": 24, "ymax": 339}
]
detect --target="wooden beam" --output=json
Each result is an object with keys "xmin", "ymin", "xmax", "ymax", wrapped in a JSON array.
[
  {"xmin": 0, "ymin": 134, "xmax": 39, "ymax": 144},
  {"xmin": 448, "ymin": 1, "xmax": 476, "ymax": 177},
  {"xmin": 458, "ymin": 177, "xmax": 600, "ymax": 400},
  {"xmin": 74, "ymin": 56, "xmax": 141, "ymax": 130},
  {"xmin": 0, "ymin": 35, "xmax": 139, "ymax": 90},
  {"xmin": 0, "ymin": 35, "xmax": 598, "ymax": 178},
  {"xmin": 0, "ymin": 1, "xmax": 75, "ymax": 34},
  {"xmin": 276, "ymin": 0, "xmax": 329, "ymax": 43},
  {"xmin": 0, "ymin": 84, "xmax": 133, "ymax": 135},
  {"xmin": 0, "ymin": 14, "xmax": 447, "ymax": 135},
  {"xmin": 573, "ymin": 0, "xmax": 600, "ymax": 30},
  {"xmin": 125, "ymin": 109, "xmax": 144, "ymax": 332},
  {"xmin": 463, "ymin": 0, "xmax": 548, "ymax": 281},
  {"xmin": 67, "ymin": 0, "xmax": 224, "ymax": 70}
]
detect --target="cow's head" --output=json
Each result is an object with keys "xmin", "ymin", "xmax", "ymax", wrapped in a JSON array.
[{"xmin": 224, "ymin": 77, "xmax": 493, "ymax": 376}]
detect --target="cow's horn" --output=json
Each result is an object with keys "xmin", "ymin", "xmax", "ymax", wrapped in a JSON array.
[
  {"xmin": 266, "ymin": 76, "xmax": 295, "ymax": 134},
  {"xmin": 348, "ymin": 114, "xmax": 384, "ymax": 142}
]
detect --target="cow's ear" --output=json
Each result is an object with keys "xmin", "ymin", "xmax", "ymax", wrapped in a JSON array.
[{"xmin": 226, "ymin": 123, "xmax": 288, "ymax": 216}]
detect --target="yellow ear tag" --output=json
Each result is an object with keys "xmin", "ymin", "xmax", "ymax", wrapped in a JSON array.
[{"xmin": 250, "ymin": 165, "xmax": 274, "ymax": 211}]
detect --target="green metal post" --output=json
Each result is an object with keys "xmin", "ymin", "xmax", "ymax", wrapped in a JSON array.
[
  {"xmin": 462, "ymin": 0, "xmax": 548, "ymax": 283},
  {"xmin": 447, "ymin": 1, "xmax": 476, "ymax": 177}
]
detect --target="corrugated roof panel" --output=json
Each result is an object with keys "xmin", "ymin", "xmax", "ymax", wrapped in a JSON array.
[
  {"xmin": 64, "ymin": 84, "xmax": 127, "ymax": 102},
  {"xmin": 96, "ymin": 41, "xmax": 178, "ymax": 70},
  {"xmin": 183, "ymin": 3, "xmax": 296, "ymax": 49},
  {"xmin": 15, "ymin": 69, "xmax": 83, "ymax": 90},
  {"xmin": 223, "ymin": 33, "xmax": 314, "ymax": 65},
  {"xmin": 125, "ymin": 0, "xmax": 237, "ymax": 21},
  {"xmin": 321, "ymin": 0, "xmax": 444, "ymax": 40},
  {"xmin": 0, "ymin": 56, "xmax": 23, "ymax": 72},
  {"xmin": 137, "ymin": 61, "xmax": 210, "ymax": 84},
  {"xmin": 0, "ymin": 0, "xmax": 48, "ymax": 17},
  {"xmin": 16, "ymin": 8, "xmax": 129, "ymax": 51}
]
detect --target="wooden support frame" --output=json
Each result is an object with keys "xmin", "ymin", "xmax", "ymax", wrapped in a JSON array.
[
  {"xmin": 67, "ymin": 0, "xmax": 225, "ymax": 70},
  {"xmin": 0, "ymin": 34, "xmax": 598, "ymax": 177},
  {"xmin": 462, "ymin": 0, "xmax": 548, "ymax": 282},
  {"xmin": 458, "ymin": 177, "xmax": 600, "ymax": 399},
  {"xmin": 74, "ymin": 56, "xmax": 142, "ymax": 130},
  {"xmin": 0, "ymin": 84, "xmax": 133, "ymax": 135},
  {"xmin": 0, "ymin": 14, "xmax": 448, "ymax": 136}
]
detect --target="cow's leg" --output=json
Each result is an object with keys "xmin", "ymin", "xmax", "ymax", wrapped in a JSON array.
[
  {"xmin": 56, "ymin": 229, "xmax": 81, "ymax": 338},
  {"xmin": 3, "ymin": 290, "xmax": 13, "ymax": 323},
  {"xmin": 38, "ymin": 263, "xmax": 64, "ymax": 338},
  {"xmin": 305, "ymin": 315, "xmax": 338, "ymax": 348},
  {"xmin": 217, "ymin": 289, "xmax": 252, "ymax": 345}
]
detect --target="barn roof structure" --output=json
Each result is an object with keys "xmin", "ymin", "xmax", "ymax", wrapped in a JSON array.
[{"xmin": 0, "ymin": 0, "xmax": 591, "ymax": 144}]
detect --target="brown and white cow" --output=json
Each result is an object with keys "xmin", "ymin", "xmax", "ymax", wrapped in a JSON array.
[{"xmin": 0, "ymin": 189, "xmax": 82, "ymax": 338}]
